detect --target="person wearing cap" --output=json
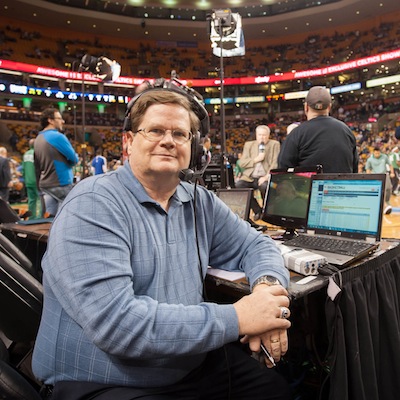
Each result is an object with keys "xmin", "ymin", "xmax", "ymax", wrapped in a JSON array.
[
  {"xmin": 32, "ymin": 86, "xmax": 292, "ymax": 399},
  {"xmin": 278, "ymin": 86, "xmax": 358, "ymax": 173}
]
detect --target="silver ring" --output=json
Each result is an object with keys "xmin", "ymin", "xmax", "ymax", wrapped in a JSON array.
[{"xmin": 279, "ymin": 306, "xmax": 290, "ymax": 319}]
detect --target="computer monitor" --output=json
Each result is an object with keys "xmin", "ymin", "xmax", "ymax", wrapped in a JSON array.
[
  {"xmin": 262, "ymin": 165, "xmax": 323, "ymax": 239},
  {"xmin": 216, "ymin": 188, "xmax": 252, "ymax": 221}
]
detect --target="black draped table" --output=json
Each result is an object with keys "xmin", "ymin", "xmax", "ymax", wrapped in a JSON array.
[{"xmin": 205, "ymin": 240, "xmax": 400, "ymax": 399}]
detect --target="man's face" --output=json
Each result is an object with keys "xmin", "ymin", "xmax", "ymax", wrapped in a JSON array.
[
  {"xmin": 126, "ymin": 103, "xmax": 192, "ymax": 181},
  {"xmin": 50, "ymin": 111, "xmax": 65, "ymax": 132},
  {"xmin": 373, "ymin": 150, "xmax": 381, "ymax": 159},
  {"xmin": 256, "ymin": 129, "xmax": 270, "ymax": 144}
]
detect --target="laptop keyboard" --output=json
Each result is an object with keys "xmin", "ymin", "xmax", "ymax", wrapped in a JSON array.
[{"xmin": 284, "ymin": 235, "xmax": 376, "ymax": 257}]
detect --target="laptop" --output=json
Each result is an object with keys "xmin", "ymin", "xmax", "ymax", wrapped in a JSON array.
[
  {"xmin": 283, "ymin": 173, "xmax": 386, "ymax": 267},
  {"xmin": 216, "ymin": 188, "xmax": 252, "ymax": 221}
]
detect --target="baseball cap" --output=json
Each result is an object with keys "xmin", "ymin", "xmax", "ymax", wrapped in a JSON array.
[{"xmin": 305, "ymin": 86, "xmax": 331, "ymax": 110}]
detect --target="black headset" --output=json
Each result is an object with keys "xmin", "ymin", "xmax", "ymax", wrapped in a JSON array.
[{"xmin": 123, "ymin": 78, "xmax": 210, "ymax": 182}]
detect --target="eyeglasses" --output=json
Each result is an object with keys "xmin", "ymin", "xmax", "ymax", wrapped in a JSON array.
[
  {"xmin": 53, "ymin": 117, "xmax": 64, "ymax": 121},
  {"xmin": 137, "ymin": 128, "xmax": 192, "ymax": 145}
]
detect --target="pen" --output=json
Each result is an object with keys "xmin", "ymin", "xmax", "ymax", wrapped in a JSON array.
[{"xmin": 260, "ymin": 343, "xmax": 276, "ymax": 367}]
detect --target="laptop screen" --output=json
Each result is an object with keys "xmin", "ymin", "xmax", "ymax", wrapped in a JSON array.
[
  {"xmin": 216, "ymin": 188, "xmax": 252, "ymax": 221},
  {"xmin": 307, "ymin": 173, "xmax": 386, "ymax": 240}
]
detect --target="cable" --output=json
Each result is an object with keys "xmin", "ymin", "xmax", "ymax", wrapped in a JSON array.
[
  {"xmin": 193, "ymin": 179, "xmax": 207, "ymax": 301},
  {"xmin": 192, "ymin": 179, "xmax": 231, "ymax": 399}
]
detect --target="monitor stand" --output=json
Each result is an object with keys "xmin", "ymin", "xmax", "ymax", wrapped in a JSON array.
[
  {"xmin": 270, "ymin": 228, "xmax": 299, "ymax": 241},
  {"xmin": 248, "ymin": 218, "xmax": 268, "ymax": 232}
]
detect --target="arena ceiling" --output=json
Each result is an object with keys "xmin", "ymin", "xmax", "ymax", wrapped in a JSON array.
[{"xmin": 1, "ymin": 0, "xmax": 399, "ymax": 42}]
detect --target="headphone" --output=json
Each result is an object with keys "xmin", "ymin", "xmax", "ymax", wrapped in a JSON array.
[{"xmin": 123, "ymin": 78, "xmax": 210, "ymax": 182}]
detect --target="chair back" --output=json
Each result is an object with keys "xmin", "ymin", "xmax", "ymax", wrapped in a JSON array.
[
  {"xmin": 0, "ymin": 232, "xmax": 34, "ymax": 277},
  {"xmin": 0, "ymin": 251, "xmax": 43, "ymax": 343},
  {"xmin": 0, "ymin": 338, "xmax": 42, "ymax": 400},
  {"xmin": 0, "ymin": 199, "xmax": 20, "ymax": 223}
]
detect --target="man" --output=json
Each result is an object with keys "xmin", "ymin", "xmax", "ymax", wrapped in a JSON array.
[
  {"xmin": 278, "ymin": 86, "xmax": 358, "ymax": 173},
  {"xmin": 0, "ymin": 147, "xmax": 12, "ymax": 202},
  {"xmin": 200, "ymin": 135, "xmax": 211, "ymax": 167},
  {"xmin": 33, "ymin": 86, "xmax": 291, "ymax": 400},
  {"xmin": 21, "ymin": 139, "xmax": 41, "ymax": 219},
  {"xmin": 236, "ymin": 125, "xmax": 280, "ymax": 220},
  {"xmin": 91, "ymin": 149, "xmax": 108, "ymax": 175},
  {"xmin": 34, "ymin": 108, "xmax": 78, "ymax": 217},
  {"xmin": 366, "ymin": 146, "xmax": 395, "ymax": 214},
  {"xmin": 388, "ymin": 146, "xmax": 400, "ymax": 195}
]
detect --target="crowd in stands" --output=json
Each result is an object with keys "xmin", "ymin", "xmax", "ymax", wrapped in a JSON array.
[
  {"xmin": 1, "ymin": 95, "xmax": 399, "ymax": 199},
  {"xmin": 1, "ymin": 10, "xmax": 400, "ymax": 79}
]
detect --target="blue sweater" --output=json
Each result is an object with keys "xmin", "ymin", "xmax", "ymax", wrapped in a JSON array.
[
  {"xmin": 34, "ymin": 129, "xmax": 78, "ymax": 187},
  {"xmin": 32, "ymin": 162, "xmax": 289, "ymax": 387}
]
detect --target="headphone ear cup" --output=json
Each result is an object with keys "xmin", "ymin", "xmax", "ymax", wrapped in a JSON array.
[{"xmin": 190, "ymin": 131, "xmax": 202, "ymax": 171}]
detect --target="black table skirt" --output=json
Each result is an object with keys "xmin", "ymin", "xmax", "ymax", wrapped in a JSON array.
[{"xmin": 325, "ymin": 244, "xmax": 400, "ymax": 400}]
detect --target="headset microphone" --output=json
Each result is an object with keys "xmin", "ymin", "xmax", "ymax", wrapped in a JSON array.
[{"xmin": 179, "ymin": 153, "xmax": 211, "ymax": 182}]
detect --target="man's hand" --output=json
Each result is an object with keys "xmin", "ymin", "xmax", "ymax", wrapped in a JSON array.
[
  {"xmin": 258, "ymin": 174, "xmax": 270, "ymax": 186},
  {"xmin": 241, "ymin": 328, "xmax": 289, "ymax": 368},
  {"xmin": 254, "ymin": 153, "xmax": 265, "ymax": 163},
  {"xmin": 233, "ymin": 285, "xmax": 291, "ymax": 337}
]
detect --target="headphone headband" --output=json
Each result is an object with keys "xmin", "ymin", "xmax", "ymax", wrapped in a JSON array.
[{"xmin": 123, "ymin": 78, "xmax": 209, "ymax": 137}]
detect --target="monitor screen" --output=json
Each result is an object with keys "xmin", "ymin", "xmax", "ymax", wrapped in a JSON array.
[
  {"xmin": 262, "ymin": 165, "xmax": 322, "ymax": 238},
  {"xmin": 306, "ymin": 173, "xmax": 385, "ymax": 240},
  {"xmin": 216, "ymin": 188, "xmax": 252, "ymax": 221}
]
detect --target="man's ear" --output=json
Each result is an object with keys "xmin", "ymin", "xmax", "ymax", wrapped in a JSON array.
[{"xmin": 125, "ymin": 131, "xmax": 135, "ymax": 155}]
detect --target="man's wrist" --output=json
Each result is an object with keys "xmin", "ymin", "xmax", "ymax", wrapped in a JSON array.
[{"xmin": 251, "ymin": 275, "xmax": 281, "ymax": 292}]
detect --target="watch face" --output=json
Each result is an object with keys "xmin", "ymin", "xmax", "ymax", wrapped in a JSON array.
[
  {"xmin": 252, "ymin": 276, "xmax": 280, "ymax": 291},
  {"xmin": 265, "ymin": 276, "xmax": 278, "ymax": 284}
]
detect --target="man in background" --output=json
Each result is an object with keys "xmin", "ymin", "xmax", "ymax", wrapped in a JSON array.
[
  {"xmin": 389, "ymin": 146, "xmax": 400, "ymax": 195},
  {"xmin": 91, "ymin": 149, "xmax": 108, "ymax": 175},
  {"xmin": 201, "ymin": 135, "xmax": 212, "ymax": 167},
  {"xmin": 278, "ymin": 86, "xmax": 358, "ymax": 173},
  {"xmin": 22, "ymin": 139, "xmax": 41, "ymax": 219},
  {"xmin": 366, "ymin": 146, "xmax": 395, "ymax": 214},
  {"xmin": 0, "ymin": 147, "xmax": 12, "ymax": 202},
  {"xmin": 34, "ymin": 108, "xmax": 78, "ymax": 217},
  {"xmin": 236, "ymin": 125, "xmax": 280, "ymax": 220}
]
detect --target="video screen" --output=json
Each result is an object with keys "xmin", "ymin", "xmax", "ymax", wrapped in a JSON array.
[{"xmin": 262, "ymin": 166, "xmax": 322, "ymax": 231}]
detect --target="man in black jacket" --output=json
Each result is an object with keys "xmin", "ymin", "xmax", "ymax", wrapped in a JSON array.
[
  {"xmin": 278, "ymin": 86, "xmax": 358, "ymax": 173},
  {"xmin": 0, "ymin": 147, "xmax": 12, "ymax": 202}
]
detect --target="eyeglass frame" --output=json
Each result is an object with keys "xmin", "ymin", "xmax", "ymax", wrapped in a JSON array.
[{"xmin": 136, "ymin": 127, "xmax": 193, "ymax": 145}]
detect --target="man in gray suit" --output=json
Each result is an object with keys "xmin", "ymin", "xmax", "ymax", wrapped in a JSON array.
[{"xmin": 236, "ymin": 125, "xmax": 280, "ymax": 220}]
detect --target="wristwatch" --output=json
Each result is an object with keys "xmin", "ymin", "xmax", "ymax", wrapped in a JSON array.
[{"xmin": 251, "ymin": 275, "xmax": 281, "ymax": 292}]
